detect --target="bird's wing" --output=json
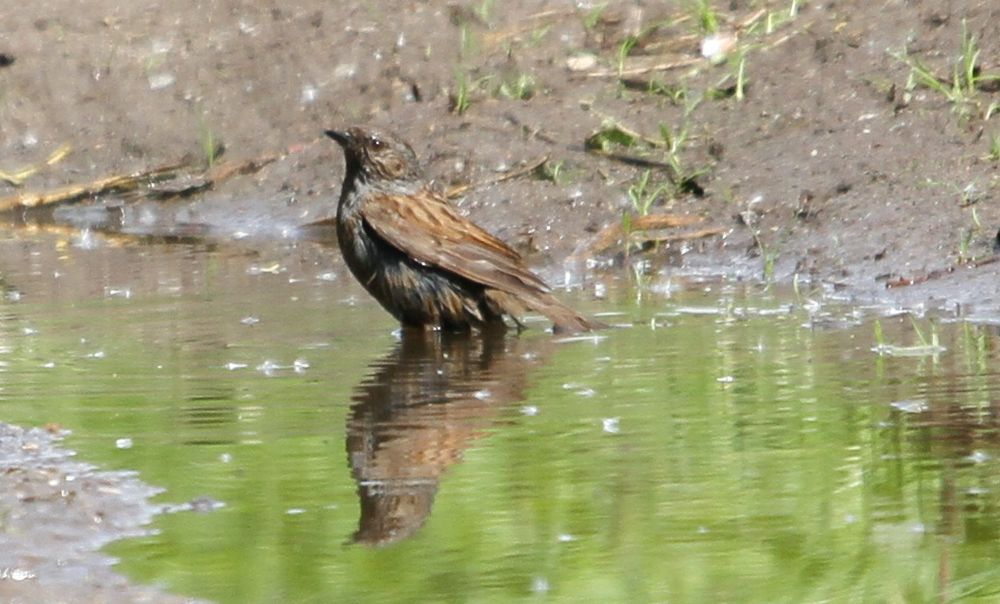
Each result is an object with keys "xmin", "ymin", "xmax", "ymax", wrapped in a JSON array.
[{"xmin": 360, "ymin": 188, "xmax": 552, "ymax": 295}]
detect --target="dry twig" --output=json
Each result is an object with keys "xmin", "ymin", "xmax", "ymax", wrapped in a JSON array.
[
  {"xmin": 573, "ymin": 213, "xmax": 718, "ymax": 259},
  {"xmin": 0, "ymin": 144, "xmax": 72, "ymax": 187},
  {"xmin": 0, "ymin": 154, "xmax": 277, "ymax": 213},
  {"xmin": 446, "ymin": 156, "xmax": 549, "ymax": 198}
]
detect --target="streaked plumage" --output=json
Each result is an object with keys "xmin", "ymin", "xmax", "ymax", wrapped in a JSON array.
[{"xmin": 326, "ymin": 126, "xmax": 601, "ymax": 333}]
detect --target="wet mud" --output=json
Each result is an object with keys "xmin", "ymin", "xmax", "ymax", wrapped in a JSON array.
[{"xmin": 0, "ymin": 423, "xmax": 201, "ymax": 603}]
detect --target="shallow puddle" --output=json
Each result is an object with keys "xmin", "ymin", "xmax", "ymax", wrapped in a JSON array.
[{"xmin": 1, "ymin": 231, "xmax": 1000, "ymax": 603}]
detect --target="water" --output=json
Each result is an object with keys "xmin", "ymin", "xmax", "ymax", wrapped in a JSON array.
[{"xmin": 2, "ymin": 230, "xmax": 1000, "ymax": 603}]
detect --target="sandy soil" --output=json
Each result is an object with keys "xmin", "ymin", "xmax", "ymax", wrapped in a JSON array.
[{"xmin": 0, "ymin": 0, "xmax": 998, "ymax": 600}]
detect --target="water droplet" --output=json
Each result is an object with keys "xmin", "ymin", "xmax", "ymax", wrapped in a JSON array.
[
  {"xmin": 532, "ymin": 577, "xmax": 550, "ymax": 593},
  {"xmin": 890, "ymin": 399, "xmax": 928, "ymax": 414},
  {"xmin": 967, "ymin": 450, "xmax": 990, "ymax": 464},
  {"xmin": 257, "ymin": 360, "xmax": 280, "ymax": 375},
  {"xmin": 10, "ymin": 568, "xmax": 35, "ymax": 581},
  {"xmin": 105, "ymin": 287, "xmax": 132, "ymax": 298}
]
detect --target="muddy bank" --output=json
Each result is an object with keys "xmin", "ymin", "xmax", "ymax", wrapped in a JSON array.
[
  {"xmin": 0, "ymin": 0, "xmax": 997, "ymax": 311},
  {"xmin": 0, "ymin": 422, "xmax": 200, "ymax": 603}
]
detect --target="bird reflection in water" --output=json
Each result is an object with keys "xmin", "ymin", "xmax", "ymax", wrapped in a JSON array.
[{"xmin": 345, "ymin": 329, "xmax": 548, "ymax": 546}]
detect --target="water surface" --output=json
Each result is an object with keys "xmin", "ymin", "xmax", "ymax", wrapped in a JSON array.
[{"xmin": 1, "ymin": 230, "xmax": 999, "ymax": 603}]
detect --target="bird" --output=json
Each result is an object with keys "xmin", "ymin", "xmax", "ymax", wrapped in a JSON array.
[{"xmin": 325, "ymin": 126, "xmax": 602, "ymax": 333}]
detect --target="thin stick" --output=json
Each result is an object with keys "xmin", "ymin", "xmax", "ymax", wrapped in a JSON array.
[
  {"xmin": 573, "ymin": 214, "xmax": 711, "ymax": 259},
  {"xmin": 587, "ymin": 56, "xmax": 700, "ymax": 78},
  {"xmin": 0, "ymin": 162, "xmax": 189, "ymax": 212},
  {"xmin": 0, "ymin": 143, "xmax": 73, "ymax": 186},
  {"xmin": 644, "ymin": 226, "xmax": 726, "ymax": 242},
  {"xmin": 446, "ymin": 156, "xmax": 549, "ymax": 198}
]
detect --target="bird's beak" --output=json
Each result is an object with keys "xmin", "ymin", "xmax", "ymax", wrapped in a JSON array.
[{"xmin": 325, "ymin": 129, "xmax": 352, "ymax": 147}]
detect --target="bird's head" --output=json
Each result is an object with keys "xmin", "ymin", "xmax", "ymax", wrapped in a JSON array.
[{"xmin": 325, "ymin": 126, "xmax": 422, "ymax": 184}]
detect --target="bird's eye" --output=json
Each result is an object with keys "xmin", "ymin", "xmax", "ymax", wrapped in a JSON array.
[{"xmin": 370, "ymin": 136, "xmax": 384, "ymax": 150}]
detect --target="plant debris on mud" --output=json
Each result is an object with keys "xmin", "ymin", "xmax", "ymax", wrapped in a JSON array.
[{"xmin": 0, "ymin": 0, "xmax": 996, "ymax": 307}]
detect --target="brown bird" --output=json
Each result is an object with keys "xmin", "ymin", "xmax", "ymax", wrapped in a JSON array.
[{"xmin": 326, "ymin": 126, "xmax": 601, "ymax": 333}]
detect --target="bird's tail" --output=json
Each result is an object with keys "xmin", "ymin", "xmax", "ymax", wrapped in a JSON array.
[
  {"xmin": 540, "ymin": 297, "xmax": 607, "ymax": 334},
  {"xmin": 487, "ymin": 289, "xmax": 605, "ymax": 334}
]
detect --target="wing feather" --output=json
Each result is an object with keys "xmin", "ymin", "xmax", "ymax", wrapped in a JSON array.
[{"xmin": 360, "ymin": 189, "xmax": 551, "ymax": 295}]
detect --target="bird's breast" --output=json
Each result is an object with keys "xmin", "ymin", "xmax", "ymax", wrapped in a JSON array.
[{"xmin": 337, "ymin": 201, "xmax": 378, "ymax": 280}]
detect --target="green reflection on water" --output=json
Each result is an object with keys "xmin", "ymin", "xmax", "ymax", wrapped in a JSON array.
[{"xmin": 1, "ymin": 241, "xmax": 1000, "ymax": 603}]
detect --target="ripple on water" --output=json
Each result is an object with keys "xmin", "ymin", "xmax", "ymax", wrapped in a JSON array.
[{"xmin": 1, "ymin": 236, "xmax": 999, "ymax": 602}]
